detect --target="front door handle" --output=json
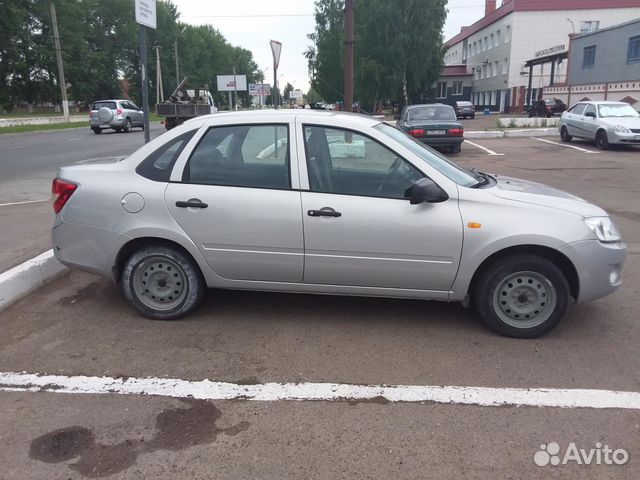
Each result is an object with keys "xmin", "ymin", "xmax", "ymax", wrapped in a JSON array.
[
  {"xmin": 176, "ymin": 200, "xmax": 208, "ymax": 209},
  {"xmin": 308, "ymin": 207, "xmax": 341, "ymax": 217}
]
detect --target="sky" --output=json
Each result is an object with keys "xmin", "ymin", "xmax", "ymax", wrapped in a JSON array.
[{"xmin": 172, "ymin": 0, "xmax": 488, "ymax": 93}]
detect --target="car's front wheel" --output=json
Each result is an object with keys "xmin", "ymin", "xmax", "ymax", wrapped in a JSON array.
[
  {"xmin": 560, "ymin": 126, "xmax": 572, "ymax": 143},
  {"xmin": 121, "ymin": 244, "xmax": 205, "ymax": 320},
  {"xmin": 595, "ymin": 130, "xmax": 609, "ymax": 150},
  {"xmin": 474, "ymin": 255, "xmax": 570, "ymax": 338}
]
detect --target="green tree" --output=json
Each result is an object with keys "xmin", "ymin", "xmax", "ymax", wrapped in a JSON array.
[{"xmin": 283, "ymin": 82, "xmax": 294, "ymax": 102}]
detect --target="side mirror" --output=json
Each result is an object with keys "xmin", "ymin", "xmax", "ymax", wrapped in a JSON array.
[
  {"xmin": 585, "ymin": 111, "xmax": 596, "ymax": 118},
  {"xmin": 405, "ymin": 178, "xmax": 449, "ymax": 205}
]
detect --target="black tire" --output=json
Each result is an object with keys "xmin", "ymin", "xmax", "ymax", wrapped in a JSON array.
[
  {"xmin": 123, "ymin": 118, "xmax": 131, "ymax": 133},
  {"xmin": 121, "ymin": 245, "xmax": 205, "ymax": 320},
  {"xmin": 595, "ymin": 130, "xmax": 609, "ymax": 150},
  {"xmin": 451, "ymin": 144, "xmax": 462, "ymax": 154},
  {"xmin": 474, "ymin": 255, "xmax": 570, "ymax": 338},
  {"xmin": 560, "ymin": 126, "xmax": 572, "ymax": 143},
  {"xmin": 92, "ymin": 127, "xmax": 102, "ymax": 134}
]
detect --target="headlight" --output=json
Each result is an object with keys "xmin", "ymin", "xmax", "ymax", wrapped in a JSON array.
[
  {"xmin": 614, "ymin": 125, "xmax": 631, "ymax": 134},
  {"xmin": 585, "ymin": 217, "xmax": 622, "ymax": 243}
]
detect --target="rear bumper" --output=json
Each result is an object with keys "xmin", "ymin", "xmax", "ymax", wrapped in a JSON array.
[
  {"xmin": 558, "ymin": 239, "xmax": 626, "ymax": 303},
  {"xmin": 416, "ymin": 137, "xmax": 464, "ymax": 147}
]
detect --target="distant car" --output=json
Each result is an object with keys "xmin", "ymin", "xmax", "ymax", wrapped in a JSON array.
[
  {"xmin": 455, "ymin": 101, "xmax": 475, "ymax": 119},
  {"xmin": 528, "ymin": 98, "xmax": 566, "ymax": 118},
  {"xmin": 90, "ymin": 99, "xmax": 144, "ymax": 134},
  {"xmin": 559, "ymin": 101, "xmax": 640, "ymax": 149},
  {"xmin": 398, "ymin": 104, "xmax": 464, "ymax": 153},
  {"xmin": 52, "ymin": 110, "xmax": 627, "ymax": 338}
]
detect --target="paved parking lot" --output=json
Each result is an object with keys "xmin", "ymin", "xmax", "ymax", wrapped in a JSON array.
[{"xmin": 1, "ymin": 131, "xmax": 639, "ymax": 478}]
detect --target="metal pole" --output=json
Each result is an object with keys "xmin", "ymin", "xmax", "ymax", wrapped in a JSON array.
[
  {"xmin": 344, "ymin": 0, "xmax": 355, "ymax": 113},
  {"xmin": 273, "ymin": 69, "xmax": 277, "ymax": 109},
  {"xmin": 233, "ymin": 66, "xmax": 238, "ymax": 111},
  {"xmin": 228, "ymin": 91, "xmax": 232, "ymax": 111},
  {"xmin": 49, "ymin": 1, "xmax": 69, "ymax": 122},
  {"xmin": 139, "ymin": 25, "xmax": 150, "ymax": 143},
  {"xmin": 526, "ymin": 64, "xmax": 533, "ymax": 110},
  {"xmin": 174, "ymin": 39, "xmax": 179, "ymax": 87}
]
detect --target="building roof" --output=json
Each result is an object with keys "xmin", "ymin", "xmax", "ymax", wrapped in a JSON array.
[
  {"xmin": 441, "ymin": 65, "xmax": 472, "ymax": 77},
  {"xmin": 444, "ymin": 0, "xmax": 640, "ymax": 48},
  {"xmin": 572, "ymin": 17, "xmax": 640, "ymax": 40}
]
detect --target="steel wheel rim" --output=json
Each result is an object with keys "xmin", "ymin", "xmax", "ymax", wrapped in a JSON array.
[
  {"xmin": 132, "ymin": 256, "xmax": 188, "ymax": 311},
  {"xmin": 492, "ymin": 271, "xmax": 557, "ymax": 329}
]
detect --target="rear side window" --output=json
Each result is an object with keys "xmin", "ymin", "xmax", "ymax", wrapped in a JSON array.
[
  {"xmin": 93, "ymin": 101, "xmax": 116, "ymax": 110},
  {"xmin": 183, "ymin": 124, "xmax": 290, "ymax": 190},
  {"xmin": 136, "ymin": 129, "xmax": 197, "ymax": 182},
  {"xmin": 570, "ymin": 103, "xmax": 586, "ymax": 115}
]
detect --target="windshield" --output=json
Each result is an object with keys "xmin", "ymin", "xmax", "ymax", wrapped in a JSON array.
[
  {"xmin": 597, "ymin": 104, "xmax": 640, "ymax": 118},
  {"xmin": 407, "ymin": 106, "xmax": 456, "ymax": 122},
  {"xmin": 375, "ymin": 123, "xmax": 477, "ymax": 187}
]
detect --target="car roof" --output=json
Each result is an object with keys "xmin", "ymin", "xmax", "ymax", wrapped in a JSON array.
[
  {"xmin": 575, "ymin": 101, "xmax": 629, "ymax": 105},
  {"xmin": 190, "ymin": 109, "xmax": 383, "ymax": 128},
  {"xmin": 92, "ymin": 99, "xmax": 131, "ymax": 103},
  {"xmin": 405, "ymin": 103, "xmax": 451, "ymax": 108}
]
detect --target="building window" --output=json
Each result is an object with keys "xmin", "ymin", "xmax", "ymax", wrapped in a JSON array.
[
  {"xmin": 452, "ymin": 81, "xmax": 463, "ymax": 96},
  {"xmin": 503, "ymin": 58, "xmax": 508, "ymax": 74},
  {"xmin": 491, "ymin": 90, "xmax": 497, "ymax": 106},
  {"xmin": 436, "ymin": 82, "xmax": 447, "ymax": 99},
  {"xmin": 582, "ymin": 45, "xmax": 596, "ymax": 69},
  {"xmin": 483, "ymin": 37, "xmax": 487, "ymax": 51},
  {"xmin": 628, "ymin": 35, "xmax": 640, "ymax": 64},
  {"xmin": 505, "ymin": 25, "xmax": 511, "ymax": 43},
  {"xmin": 494, "ymin": 61, "xmax": 499, "ymax": 77},
  {"xmin": 496, "ymin": 30, "xmax": 501, "ymax": 44},
  {"xmin": 580, "ymin": 21, "xmax": 600, "ymax": 33},
  {"xmin": 490, "ymin": 34, "xmax": 494, "ymax": 49}
]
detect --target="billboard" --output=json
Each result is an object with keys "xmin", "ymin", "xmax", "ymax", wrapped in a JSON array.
[
  {"xmin": 134, "ymin": 0, "xmax": 157, "ymax": 29},
  {"xmin": 249, "ymin": 83, "xmax": 271, "ymax": 96},
  {"xmin": 216, "ymin": 75, "xmax": 247, "ymax": 92}
]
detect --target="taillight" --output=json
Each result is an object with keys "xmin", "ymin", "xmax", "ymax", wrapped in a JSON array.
[
  {"xmin": 52, "ymin": 178, "xmax": 77, "ymax": 213},
  {"xmin": 449, "ymin": 128, "xmax": 464, "ymax": 136},
  {"xmin": 116, "ymin": 108, "xmax": 123, "ymax": 116},
  {"xmin": 409, "ymin": 128, "xmax": 425, "ymax": 137}
]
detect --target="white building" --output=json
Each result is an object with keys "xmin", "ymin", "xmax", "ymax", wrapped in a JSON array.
[{"xmin": 443, "ymin": 0, "xmax": 640, "ymax": 112}]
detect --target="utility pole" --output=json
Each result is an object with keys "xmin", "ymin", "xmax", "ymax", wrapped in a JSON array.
[
  {"xmin": 154, "ymin": 43, "xmax": 164, "ymax": 105},
  {"xmin": 174, "ymin": 39, "xmax": 180, "ymax": 86},
  {"xmin": 344, "ymin": 0, "xmax": 355, "ymax": 114},
  {"xmin": 49, "ymin": 1, "xmax": 69, "ymax": 122},
  {"xmin": 233, "ymin": 65, "xmax": 238, "ymax": 111},
  {"xmin": 139, "ymin": 25, "xmax": 150, "ymax": 142}
]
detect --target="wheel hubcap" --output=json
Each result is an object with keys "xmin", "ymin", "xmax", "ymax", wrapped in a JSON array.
[
  {"xmin": 132, "ymin": 256, "xmax": 188, "ymax": 311},
  {"xmin": 492, "ymin": 271, "xmax": 557, "ymax": 329}
]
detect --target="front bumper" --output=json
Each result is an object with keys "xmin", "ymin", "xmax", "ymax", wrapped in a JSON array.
[
  {"xmin": 608, "ymin": 130, "xmax": 640, "ymax": 145},
  {"xmin": 558, "ymin": 239, "xmax": 626, "ymax": 303}
]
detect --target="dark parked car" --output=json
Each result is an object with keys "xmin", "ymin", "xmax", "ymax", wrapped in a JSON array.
[
  {"xmin": 455, "ymin": 100, "xmax": 475, "ymax": 119},
  {"xmin": 528, "ymin": 98, "xmax": 567, "ymax": 118},
  {"xmin": 398, "ymin": 104, "xmax": 464, "ymax": 153}
]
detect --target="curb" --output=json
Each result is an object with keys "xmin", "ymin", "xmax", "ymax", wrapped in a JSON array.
[
  {"xmin": 0, "ymin": 250, "xmax": 68, "ymax": 312},
  {"xmin": 466, "ymin": 128, "xmax": 558, "ymax": 139}
]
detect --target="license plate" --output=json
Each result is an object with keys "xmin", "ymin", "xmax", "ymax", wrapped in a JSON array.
[{"xmin": 426, "ymin": 130, "xmax": 446, "ymax": 135}]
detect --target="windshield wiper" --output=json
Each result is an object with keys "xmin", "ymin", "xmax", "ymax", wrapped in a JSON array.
[{"xmin": 470, "ymin": 169, "xmax": 491, "ymax": 188}]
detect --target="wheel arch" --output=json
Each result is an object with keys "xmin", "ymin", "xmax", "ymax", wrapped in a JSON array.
[{"xmin": 467, "ymin": 244, "xmax": 579, "ymax": 302}]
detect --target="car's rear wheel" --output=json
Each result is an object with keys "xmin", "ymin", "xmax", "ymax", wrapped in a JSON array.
[
  {"xmin": 595, "ymin": 130, "xmax": 609, "ymax": 150},
  {"xmin": 123, "ymin": 118, "xmax": 132, "ymax": 133},
  {"xmin": 560, "ymin": 126, "xmax": 572, "ymax": 143},
  {"xmin": 121, "ymin": 245, "xmax": 205, "ymax": 320},
  {"xmin": 451, "ymin": 144, "xmax": 461, "ymax": 154},
  {"xmin": 92, "ymin": 127, "xmax": 102, "ymax": 134},
  {"xmin": 474, "ymin": 255, "xmax": 570, "ymax": 338}
]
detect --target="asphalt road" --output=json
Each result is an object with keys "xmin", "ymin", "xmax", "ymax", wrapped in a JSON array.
[{"xmin": 0, "ymin": 133, "xmax": 639, "ymax": 478}]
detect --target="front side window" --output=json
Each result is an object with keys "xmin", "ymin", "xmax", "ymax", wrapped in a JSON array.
[
  {"xmin": 628, "ymin": 35, "xmax": 640, "ymax": 64},
  {"xmin": 583, "ymin": 46, "xmax": 596, "ymax": 69},
  {"xmin": 184, "ymin": 124, "xmax": 290, "ymax": 189},
  {"xmin": 303, "ymin": 125, "xmax": 423, "ymax": 199}
]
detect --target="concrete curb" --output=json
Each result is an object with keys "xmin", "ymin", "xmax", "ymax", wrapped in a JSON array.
[
  {"xmin": 0, "ymin": 250, "xmax": 68, "ymax": 312},
  {"xmin": 466, "ymin": 128, "xmax": 558, "ymax": 139}
]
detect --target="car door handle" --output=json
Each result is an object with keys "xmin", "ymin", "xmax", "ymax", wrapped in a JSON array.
[
  {"xmin": 176, "ymin": 200, "xmax": 208, "ymax": 209},
  {"xmin": 308, "ymin": 207, "xmax": 341, "ymax": 217}
]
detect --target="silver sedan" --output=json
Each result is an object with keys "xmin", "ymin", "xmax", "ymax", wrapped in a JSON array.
[
  {"xmin": 559, "ymin": 101, "xmax": 640, "ymax": 149},
  {"xmin": 52, "ymin": 110, "xmax": 626, "ymax": 338}
]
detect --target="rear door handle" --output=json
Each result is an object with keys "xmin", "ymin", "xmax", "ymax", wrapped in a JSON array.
[
  {"xmin": 308, "ymin": 207, "xmax": 341, "ymax": 217},
  {"xmin": 176, "ymin": 200, "xmax": 208, "ymax": 209}
]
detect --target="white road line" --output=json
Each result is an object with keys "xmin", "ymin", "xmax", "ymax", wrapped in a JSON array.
[
  {"xmin": 67, "ymin": 137, "xmax": 83, "ymax": 141},
  {"xmin": 533, "ymin": 137, "xmax": 600, "ymax": 154},
  {"xmin": 1, "ymin": 372, "xmax": 639, "ymax": 410},
  {"xmin": 0, "ymin": 199, "xmax": 49, "ymax": 207},
  {"xmin": 463, "ymin": 140, "xmax": 504, "ymax": 156}
]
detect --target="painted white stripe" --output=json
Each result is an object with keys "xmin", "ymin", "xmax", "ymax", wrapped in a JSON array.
[
  {"xmin": 533, "ymin": 137, "xmax": 600, "ymax": 154},
  {"xmin": 463, "ymin": 140, "xmax": 504, "ymax": 156},
  {"xmin": 0, "ymin": 199, "xmax": 49, "ymax": 207},
  {"xmin": 1, "ymin": 372, "xmax": 639, "ymax": 410}
]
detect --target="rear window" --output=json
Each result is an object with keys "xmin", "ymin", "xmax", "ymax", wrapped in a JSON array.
[
  {"xmin": 93, "ymin": 101, "xmax": 116, "ymax": 110},
  {"xmin": 408, "ymin": 106, "xmax": 456, "ymax": 122},
  {"xmin": 136, "ymin": 129, "xmax": 197, "ymax": 182}
]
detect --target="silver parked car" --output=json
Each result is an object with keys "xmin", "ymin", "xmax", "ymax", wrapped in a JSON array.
[
  {"xmin": 559, "ymin": 101, "xmax": 640, "ymax": 149},
  {"xmin": 52, "ymin": 111, "xmax": 626, "ymax": 338},
  {"xmin": 90, "ymin": 99, "xmax": 144, "ymax": 134}
]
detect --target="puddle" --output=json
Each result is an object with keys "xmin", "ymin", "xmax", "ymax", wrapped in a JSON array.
[{"xmin": 29, "ymin": 399, "xmax": 249, "ymax": 478}]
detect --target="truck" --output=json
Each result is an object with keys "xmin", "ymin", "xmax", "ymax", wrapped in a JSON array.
[{"xmin": 156, "ymin": 76, "xmax": 218, "ymax": 130}]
